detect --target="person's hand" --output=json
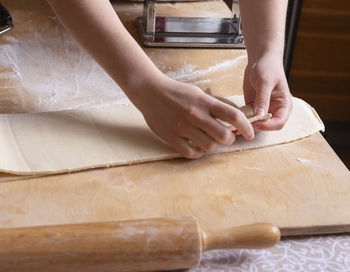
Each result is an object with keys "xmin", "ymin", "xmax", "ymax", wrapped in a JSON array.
[
  {"xmin": 243, "ymin": 54, "xmax": 292, "ymax": 131},
  {"xmin": 132, "ymin": 76, "xmax": 255, "ymax": 159}
]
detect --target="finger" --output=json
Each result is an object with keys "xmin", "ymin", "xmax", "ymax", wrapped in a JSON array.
[
  {"xmin": 169, "ymin": 137, "xmax": 204, "ymax": 159},
  {"xmin": 253, "ymin": 100, "xmax": 292, "ymax": 131},
  {"xmin": 210, "ymin": 101, "xmax": 254, "ymax": 140},
  {"xmin": 254, "ymin": 85, "xmax": 293, "ymax": 131},
  {"xmin": 195, "ymin": 117, "xmax": 235, "ymax": 146},
  {"xmin": 250, "ymin": 66, "xmax": 275, "ymax": 116},
  {"xmin": 243, "ymin": 67, "xmax": 255, "ymax": 106},
  {"xmin": 182, "ymin": 127, "xmax": 220, "ymax": 153}
]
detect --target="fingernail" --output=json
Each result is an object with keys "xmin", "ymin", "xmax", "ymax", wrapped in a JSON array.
[{"xmin": 256, "ymin": 107, "xmax": 265, "ymax": 116}]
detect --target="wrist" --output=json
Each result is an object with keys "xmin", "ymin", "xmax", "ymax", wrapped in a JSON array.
[
  {"xmin": 245, "ymin": 31, "xmax": 285, "ymax": 64},
  {"xmin": 247, "ymin": 50, "xmax": 284, "ymax": 67},
  {"xmin": 122, "ymin": 70, "xmax": 171, "ymax": 108}
]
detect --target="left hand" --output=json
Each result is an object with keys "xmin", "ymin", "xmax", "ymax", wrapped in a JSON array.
[{"xmin": 243, "ymin": 54, "xmax": 293, "ymax": 131}]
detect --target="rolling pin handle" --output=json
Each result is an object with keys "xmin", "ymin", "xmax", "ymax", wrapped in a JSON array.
[{"xmin": 201, "ymin": 223, "xmax": 281, "ymax": 251}]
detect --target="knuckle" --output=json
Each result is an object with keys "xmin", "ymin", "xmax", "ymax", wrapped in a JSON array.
[
  {"xmin": 219, "ymin": 129, "xmax": 234, "ymax": 144},
  {"xmin": 182, "ymin": 147, "xmax": 195, "ymax": 159},
  {"xmin": 174, "ymin": 120, "xmax": 186, "ymax": 133},
  {"xmin": 204, "ymin": 141, "xmax": 218, "ymax": 152},
  {"xmin": 186, "ymin": 106, "xmax": 201, "ymax": 122},
  {"xmin": 210, "ymin": 101, "xmax": 220, "ymax": 111},
  {"xmin": 231, "ymin": 111, "xmax": 245, "ymax": 124},
  {"xmin": 184, "ymin": 146, "xmax": 204, "ymax": 159}
]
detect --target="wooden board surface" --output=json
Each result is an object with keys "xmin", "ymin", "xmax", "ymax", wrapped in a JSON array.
[
  {"xmin": 0, "ymin": 0, "xmax": 350, "ymax": 236},
  {"xmin": 0, "ymin": 133, "xmax": 350, "ymax": 236}
]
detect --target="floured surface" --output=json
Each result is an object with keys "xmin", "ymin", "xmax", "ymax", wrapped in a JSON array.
[
  {"xmin": 0, "ymin": 96, "xmax": 324, "ymax": 175},
  {"xmin": 0, "ymin": 0, "xmax": 130, "ymax": 113},
  {"xmin": 0, "ymin": 0, "xmax": 246, "ymax": 113},
  {"xmin": 1, "ymin": 7, "xmax": 350, "ymax": 272}
]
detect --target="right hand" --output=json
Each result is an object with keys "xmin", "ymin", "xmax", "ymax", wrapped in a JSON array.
[{"xmin": 131, "ymin": 76, "xmax": 255, "ymax": 159}]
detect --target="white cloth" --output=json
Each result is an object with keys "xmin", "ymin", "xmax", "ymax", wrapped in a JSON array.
[{"xmin": 189, "ymin": 235, "xmax": 350, "ymax": 271}]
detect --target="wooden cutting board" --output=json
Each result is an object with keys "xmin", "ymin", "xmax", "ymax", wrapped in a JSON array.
[
  {"xmin": 0, "ymin": 0, "xmax": 350, "ymax": 236},
  {"xmin": 0, "ymin": 133, "xmax": 350, "ymax": 236}
]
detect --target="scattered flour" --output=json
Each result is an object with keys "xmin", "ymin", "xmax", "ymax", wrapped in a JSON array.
[
  {"xmin": 296, "ymin": 158, "xmax": 313, "ymax": 164},
  {"xmin": 191, "ymin": 79, "xmax": 212, "ymax": 86},
  {"xmin": 0, "ymin": 11, "xmax": 130, "ymax": 113},
  {"xmin": 0, "ymin": 9, "xmax": 245, "ymax": 113},
  {"xmin": 166, "ymin": 55, "xmax": 246, "ymax": 82},
  {"xmin": 243, "ymin": 166, "xmax": 264, "ymax": 171}
]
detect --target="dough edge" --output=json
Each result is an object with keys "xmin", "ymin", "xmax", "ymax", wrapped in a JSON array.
[{"xmin": 0, "ymin": 96, "xmax": 325, "ymax": 175}]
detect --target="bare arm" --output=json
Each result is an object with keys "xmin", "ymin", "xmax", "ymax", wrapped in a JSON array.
[
  {"xmin": 47, "ymin": 0, "xmax": 255, "ymax": 158},
  {"xmin": 240, "ymin": 0, "xmax": 287, "ymax": 62},
  {"xmin": 240, "ymin": 0, "xmax": 292, "ymax": 130},
  {"xmin": 46, "ymin": 0, "xmax": 161, "ymax": 103}
]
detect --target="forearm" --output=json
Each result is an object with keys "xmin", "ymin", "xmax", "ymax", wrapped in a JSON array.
[
  {"xmin": 47, "ymin": 0, "xmax": 257, "ymax": 158},
  {"xmin": 239, "ymin": 0, "xmax": 288, "ymax": 63},
  {"xmin": 47, "ymin": 0, "xmax": 164, "ymax": 104}
]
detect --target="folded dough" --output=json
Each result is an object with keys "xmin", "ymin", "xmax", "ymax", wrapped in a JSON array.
[{"xmin": 0, "ymin": 96, "xmax": 324, "ymax": 175}]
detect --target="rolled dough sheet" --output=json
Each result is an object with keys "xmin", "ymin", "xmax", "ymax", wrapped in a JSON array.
[{"xmin": 0, "ymin": 96, "xmax": 324, "ymax": 175}]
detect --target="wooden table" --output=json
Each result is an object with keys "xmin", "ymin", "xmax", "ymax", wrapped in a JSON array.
[{"xmin": 1, "ymin": 0, "xmax": 350, "ymax": 240}]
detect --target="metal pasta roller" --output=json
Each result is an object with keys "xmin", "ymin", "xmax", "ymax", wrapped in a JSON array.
[
  {"xmin": 0, "ymin": 3, "xmax": 13, "ymax": 36},
  {"xmin": 136, "ymin": 0, "xmax": 244, "ymax": 48}
]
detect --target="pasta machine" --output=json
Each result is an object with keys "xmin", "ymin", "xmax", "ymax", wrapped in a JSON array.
[
  {"xmin": 0, "ymin": 3, "xmax": 13, "ymax": 36},
  {"xmin": 136, "ymin": 0, "xmax": 245, "ymax": 48}
]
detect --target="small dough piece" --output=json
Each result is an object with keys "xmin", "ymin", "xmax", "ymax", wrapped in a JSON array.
[
  {"xmin": 218, "ymin": 103, "xmax": 272, "ymax": 131},
  {"xmin": 0, "ymin": 96, "xmax": 324, "ymax": 175}
]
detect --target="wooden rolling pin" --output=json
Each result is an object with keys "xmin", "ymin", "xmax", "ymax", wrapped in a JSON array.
[{"xmin": 0, "ymin": 217, "xmax": 280, "ymax": 272}]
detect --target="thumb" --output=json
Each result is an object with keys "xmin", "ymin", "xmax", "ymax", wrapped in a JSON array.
[{"xmin": 250, "ymin": 64, "xmax": 274, "ymax": 116}]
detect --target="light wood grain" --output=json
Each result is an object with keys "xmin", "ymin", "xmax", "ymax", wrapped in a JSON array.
[
  {"xmin": 0, "ymin": 217, "xmax": 280, "ymax": 272},
  {"xmin": 0, "ymin": 134, "xmax": 349, "ymax": 236},
  {"xmin": 0, "ymin": 0, "xmax": 349, "ymax": 239},
  {"xmin": 0, "ymin": 217, "xmax": 201, "ymax": 272},
  {"xmin": 202, "ymin": 222, "xmax": 280, "ymax": 250}
]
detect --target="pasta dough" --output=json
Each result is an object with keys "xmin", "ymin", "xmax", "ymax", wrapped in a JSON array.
[{"xmin": 0, "ymin": 96, "xmax": 324, "ymax": 175}]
